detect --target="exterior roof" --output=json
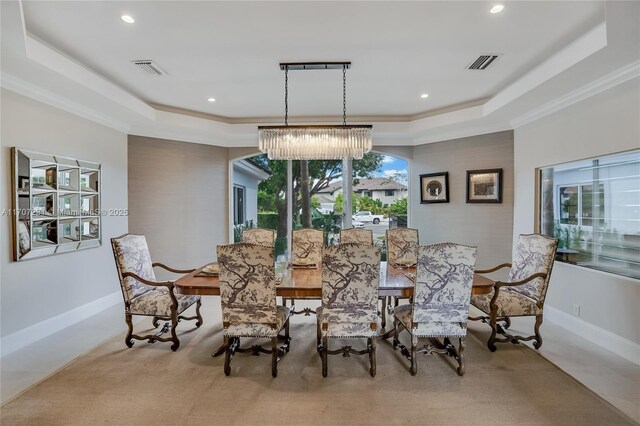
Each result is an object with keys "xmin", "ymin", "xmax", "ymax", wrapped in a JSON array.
[{"xmin": 318, "ymin": 177, "xmax": 407, "ymax": 194}]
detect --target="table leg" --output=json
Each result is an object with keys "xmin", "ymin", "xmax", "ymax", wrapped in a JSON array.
[{"xmin": 212, "ymin": 343, "xmax": 226, "ymax": 357}]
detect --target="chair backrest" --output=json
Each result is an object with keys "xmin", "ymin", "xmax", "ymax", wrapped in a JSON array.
[
  {"xmin": 386, "ymin": 228, "xmax": 419, "ymax": 266},
  {"xmin": 340, "ymin": 228, "xmax": 373, "ymax": 246},
  {"xmin": 412, "ymin": 243, "xmax": 477, "ymax": 325},
  {"xmin": 508, "ymin": 234, "xmax": 558, "ymax": 305},
  {"xmin": 292, "ymin": 228, "xmax": 324, "ymax": 266},
  {"xmin": 111, "ymin": 234, "xmax": 157, "ymax": 303},
  {"xmin": 216, "ymin": 243, "xmax": 276, "ymax": 326},
  {"xmin": 242, "ymin": 228, "xmax": 276, "ymax": 246},
  {"xmin": 321, "ymin": 243, "xmax": 380, "ymax": 323}
]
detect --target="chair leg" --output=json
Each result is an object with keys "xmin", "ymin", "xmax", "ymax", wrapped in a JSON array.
[
  {"xmin": 487, "ymin": 309, "xmax": 498, "ymax": 352},
  {"xmin": 392, "ymin": 316, "xmax": 400, "ymax": 350},
  {"xmin": 381, "ymin": 297, "xmax": 387, "ymax": 329},
  {"xmin": 410, "ymin": 335, "xmax": 418, "ymax": 376},
  {"xmin": 457, "ymin": 337, "xmax": 465, "ymax": 376},
  {"xmin": 271, "ymin": 337, "xmax": 278, "ymax": 378},
  {"xmin": 195, "ymin": 299, "xmax": 203, "ymax": 328},
  {"xmin": 316, "ymin": 320, "xmax": 322, "ymax": 353},
  {"xmin": 170, "ymin": 310, "xmax": 180, "ymax": 352},
  {"xmin": 502, "ymin": 316, "xmax": 511, "ymax": 329},
  {"xmin": 125, "ymin": 313, "xmax": 134, "ymax": 348},
  {"xmin": 152, "ymin": 316, "xmax": 160, "ymax": 328},
  {"xmin": 369, "ymin": 337, "xmax": 377, "ymax": 377},
  {"xmin": 223, "ymin": 336, "xmax": 232, "ymax": 376},
  {"xmin": 322, "ymin": 336, "xmax": 328, "ymax": 377},
  {"xmin": 533, "ymin": 315, "xmax": 544, "ymax": 350},
  {"xmin": 284, "ymin": 317, "xmax": 291, "ymax": 353}
]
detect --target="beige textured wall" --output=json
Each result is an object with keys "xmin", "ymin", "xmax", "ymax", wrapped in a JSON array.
[
  {"xmin": 0, "ymin": 89, "xmax": 128, "ymax": 338},
  {"xmin": 514, "ymin": 79, "xmax": 640, "ymax": 344},
  {"xmin": 128, "ymin": 136, "xmax": 229, "ymax": 276},
  {"xmin": 410, "ymin": 131, "xmax": 514, "ymax": 269}
]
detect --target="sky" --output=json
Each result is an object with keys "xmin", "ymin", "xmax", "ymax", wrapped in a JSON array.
[{"xmin": 375, "ymin": 155, "xmax": 408, "ymax": 186}]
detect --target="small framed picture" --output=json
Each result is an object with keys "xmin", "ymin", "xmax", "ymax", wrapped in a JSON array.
[
  {"xmin": 420, "ymin": 172, "xmax": 449, "ymax": 203},
  {"xmin": 466, "ymin": 169, "xmax": 503, "ymax": 203}
]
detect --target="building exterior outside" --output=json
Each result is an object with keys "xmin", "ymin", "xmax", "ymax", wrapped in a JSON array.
[
  {"xmin": 316, "ymin": 177, "xmax": 408, "ymax": 211},
  {"xmin": 232, "ymin": 159, "xmax": 271, "ymax": 226}
]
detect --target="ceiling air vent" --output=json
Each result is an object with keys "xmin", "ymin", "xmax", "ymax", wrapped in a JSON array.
[
  {"xmin": 467, "ymin": 54, "xmax": 500, "ymax": 70},
  {"xmin": 132, "ymin": 60, "xmax": 168, "ymax": 76}
]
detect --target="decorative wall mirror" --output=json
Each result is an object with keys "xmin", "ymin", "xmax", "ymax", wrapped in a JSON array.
[{"xmin": 12, "ymin": 148, "xmax": 102, "ymax": 261}]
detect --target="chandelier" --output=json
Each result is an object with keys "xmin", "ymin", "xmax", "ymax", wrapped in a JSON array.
[{"xmin": 258, "ymin": 62, "xmax": 372, "ymax": 160}]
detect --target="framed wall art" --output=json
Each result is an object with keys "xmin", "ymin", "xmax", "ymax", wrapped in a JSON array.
[
  {"xmin": 466, "ymin": 168, "xmax": 502, "ymax": 203},
  {"xmin": 420, "ymin": 172, "xmax": 449, "ymax": 203}
]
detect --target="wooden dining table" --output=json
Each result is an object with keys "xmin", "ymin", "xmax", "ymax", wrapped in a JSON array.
[
  {"xmin": 175, "ymin": 261, "xmax": 494, "ymax": 356},
  {"xmin": 174, "ymin": 261, "xmax": 495, "ymax": 298}
]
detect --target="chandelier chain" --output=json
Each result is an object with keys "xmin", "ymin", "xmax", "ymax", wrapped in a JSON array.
[
  {"xmin": 343, "ymin": 65, "xmax": 347, "ymax": 126},
  {"xmin": 284, "ymin": 65, "xmax": 289, "ymax": 126}
]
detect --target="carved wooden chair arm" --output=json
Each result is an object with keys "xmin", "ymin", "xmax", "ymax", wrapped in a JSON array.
[
  {"xmin": 121, "ymin": 272, "xmax": 175, "ymax": 289},
  {"xmin": 475, "ymin": 263, "xmax": 512, "ymax": 274},
  {"xmin": 494, "ymin": 272, "xmax": 548, "ymax": 289},
  {"xmin": 152, "ymin": 263, "xmax": 196, "ymax": 274}
]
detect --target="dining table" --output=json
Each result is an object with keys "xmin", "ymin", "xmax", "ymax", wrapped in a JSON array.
[{"xmin": 175, "ymin": 261, "xmax": 495, "ymax": 356}]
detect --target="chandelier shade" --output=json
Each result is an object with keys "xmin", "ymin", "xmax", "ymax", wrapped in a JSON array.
[
  {"xmin": 258, "ymin": 62, "xmax": 373, "ymax": 160},
  {"xmin": 258, "ymin": 125, "xmax": 372, "ymax": 160}
]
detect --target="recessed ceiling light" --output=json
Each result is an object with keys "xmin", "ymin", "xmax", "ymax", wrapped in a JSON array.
[
  {"xmin": 420, "ymin": 93, "xmax": 429, "ymax": 99},
  {"xmin": 490, "ymin": 4, "xmax": 504, "ymax": 14},
  {"xmin": 121, "ymin": 15, "xmax": 135, "ymax": 24},
  {"xmin": 208, "ymin": 97, "xmax": 216, "ymax": 102}
]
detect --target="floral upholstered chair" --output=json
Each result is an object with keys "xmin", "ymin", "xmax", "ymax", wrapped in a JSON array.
[
  {"xmin": 317, "ymin": 243, "xmax": 380, "ymax": 377},
  {"xmin": 111, "ymin": 234, "xmax": 202, "ymax": 351},
  {"xmin": 287, "ymin": 228, "xmax": 324, "ymax": 315},
  {"xmin": 470, "ymin": 234, "xmax": 558, "ymax": 351},
  {"xmin": 292, "ymin": 228, "xmax": 324, "ymax": 267},
  {"xmin": 242, "ymin": 228, "xmax": 276, "ymax": 246},
  {"xmin": 393, "ymin": 243, "xmax": 477, "ymax": 376},
  {"xmin": 386, "ymin": 228, "xmax": 419, "ymax": 268},
  {"xmin": 340, "ymin": 228, "xmax": 373, "ymax": 246},
  {"xmin": 216, "ymin": 243, "xmax": 291, "ymax": 377}
]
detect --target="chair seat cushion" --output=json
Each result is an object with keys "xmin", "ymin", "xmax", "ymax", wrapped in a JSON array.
[
  {"xmin": 129, "ymin": 287, "xmax": 199, "ymax": 316},
  {"xmin": 471, "ymin": 289, "xmax": 541, "ymax": 317},
  {"xmin": 316, "ymin": 307, "xmax": 377, "ymax": 338},
  {"xmin": 224, "ymin": 305, "xmax": 290, "ymax": 338},
  {"xmin": 394, "ymin": 304, "xmax": 467, "ymax": 338}
]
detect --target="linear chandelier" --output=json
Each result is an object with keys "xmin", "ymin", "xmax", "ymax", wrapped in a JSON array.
[{"xmin": 258, "ymin": 62, "xmax": 372, "ymax": 160}]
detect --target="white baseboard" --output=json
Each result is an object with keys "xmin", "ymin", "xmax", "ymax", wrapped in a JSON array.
[
  {"xmin": 545, "ymin": 305, "xmax": 640, "ymax": 366},
  {"xmin": 1, "ymin": 291, "xmax": 122, "ymax": 357}
]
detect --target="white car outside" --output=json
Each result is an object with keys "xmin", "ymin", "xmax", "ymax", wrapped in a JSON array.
[{"xmin": 352, "ymin": 211, "xmax": 385, "ymax": 224}]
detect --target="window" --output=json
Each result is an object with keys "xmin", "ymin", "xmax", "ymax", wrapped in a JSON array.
[
  {"xmin": 539, "ymin": 150, "xmax": 640, "ymax": 279},
  {"xmin": 363, "ymin": 191, "xmax": 372, "ymax": 198},
  {"xmin": 385, "ymin": 189, "xmax": 395, "ymax": 197},
  {"xmin": 233, "ymin": 185, "xmax": 245, "ymax": 225}
]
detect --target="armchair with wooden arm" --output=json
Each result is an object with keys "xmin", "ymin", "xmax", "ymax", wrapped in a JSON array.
[
  {"xmin": 111, "ymin": 234, "xmax": 203, "ymax": 351},
  {"xmin": 470, "ymin": 234, "xmax": 558, "ymax": 352}
]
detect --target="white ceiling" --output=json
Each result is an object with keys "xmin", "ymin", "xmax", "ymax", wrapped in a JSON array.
[
  {"xmin": 1, "ymin": 1, "xmax": 639, "ymax": 147},
  {"xmin": 22, "ymin": 1, "xmax": 605, "ymax": 118}
]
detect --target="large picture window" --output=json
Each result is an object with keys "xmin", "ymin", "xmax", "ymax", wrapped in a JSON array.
[{"xmin": 539, "ymin": 150, "xmax": 640, "ymax": 279}]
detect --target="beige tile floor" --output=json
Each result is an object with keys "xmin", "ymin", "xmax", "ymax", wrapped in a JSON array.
[{"xmin": 1, "ymin": 299, "xmax": 638, "ymax": 423}]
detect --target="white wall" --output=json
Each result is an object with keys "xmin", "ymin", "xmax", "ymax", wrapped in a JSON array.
[
  {"xmin": 411, "ymin": 131, "xmax": 515, "ymax": 268},
  {"xmin": 0, "ymin": 89, "xmax": 128, "ymax": 339},
  {"xmin": 514, "ymin": 78, "xmax": 640, "ymax": 346}
]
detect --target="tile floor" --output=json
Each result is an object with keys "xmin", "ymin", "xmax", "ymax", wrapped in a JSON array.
[{"xmin": 1, "ymin": 299, "xmax": 638, "ymax": 423}]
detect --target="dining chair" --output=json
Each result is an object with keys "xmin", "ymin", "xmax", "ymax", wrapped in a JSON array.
[
  {"xmin": 317, "ymin": 243, "xmax": 380, "ymax": 377},
  {"xmin": 340, "ymin": 228, "xmax": 373, "ymax": 246},
  {"xmin": 242, "ymin": 228, "xmax": 276, "ymax": 246},
  {"xmin": 393, "ymin": 243, "xmax": 477, "ymax": 376},
  {"xmin": 469, "ymin": 234, "xmax": 558, "ymax": 351},
  {"xmin": 217, "ymin": 242, "xmax": 291, "ymax": 377},
  {"xmin": 286, "ymin": 228, "xmax": 324, "ymax": 315},
  {"xmin": 111, "ymin": 233, "xmax": 202, "ymax": 351},
  {"xmin": 386, "ymin": 228, "xmax": 419, "ymax": 268}
]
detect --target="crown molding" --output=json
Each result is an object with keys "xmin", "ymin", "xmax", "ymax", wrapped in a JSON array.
[
  {"xmin": 0, "ymin": 72, "xmax": 130, "ymax": 133},
  {"xmin": 511, "ymin": 59, "xmax": 640, "ymax": 128}
]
